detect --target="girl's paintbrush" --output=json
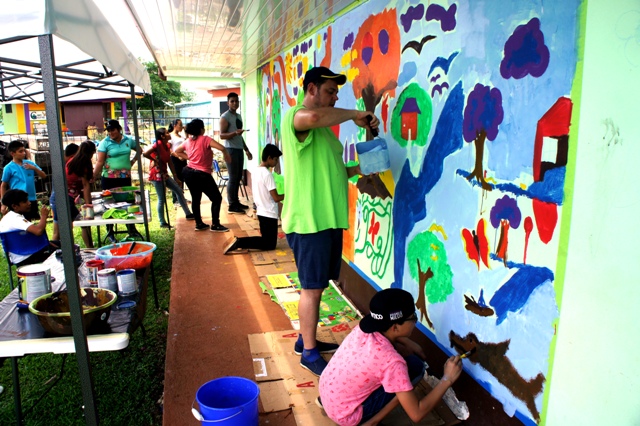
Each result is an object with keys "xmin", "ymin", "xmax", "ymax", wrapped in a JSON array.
[{"xmin": 460, "ymin": 348, "xmax": 476, "ymax": 359}]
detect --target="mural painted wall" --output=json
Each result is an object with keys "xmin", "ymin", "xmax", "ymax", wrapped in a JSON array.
[{"xmin": 258, "ymin": 1, "xmax": 582, "ymax": 424}]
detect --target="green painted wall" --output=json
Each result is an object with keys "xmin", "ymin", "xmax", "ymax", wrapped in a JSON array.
[
  {"xmin": 2, "ymin": 104, "xmax": 20, "ymax": 134},
  {"xmin": 545, "ymin": 0, "xmax": 640, "ymax": 424}
]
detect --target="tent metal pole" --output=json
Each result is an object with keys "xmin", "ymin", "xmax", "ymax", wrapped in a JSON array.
[
  {"xmin": 131, "ymin": 84, "xmax": 159, "ymax": 308},
  {"xmin": 38, "ymin": 34, "xmax": 99, "ymax": 426}
]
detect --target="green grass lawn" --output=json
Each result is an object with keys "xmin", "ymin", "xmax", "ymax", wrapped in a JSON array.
[{"xmin": 0, "ymin": 184, "xmax": 173, "ymax": 425}]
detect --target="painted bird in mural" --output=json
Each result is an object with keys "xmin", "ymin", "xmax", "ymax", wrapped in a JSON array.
[{"xmin": 402, "ymin": 35, "xmax": 436, "ymax": 54}]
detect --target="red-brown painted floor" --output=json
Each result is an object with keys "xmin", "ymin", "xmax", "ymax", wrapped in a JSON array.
[{"xmin": 163, "ymin": 197, "xmax": 297, "ymax": 426}]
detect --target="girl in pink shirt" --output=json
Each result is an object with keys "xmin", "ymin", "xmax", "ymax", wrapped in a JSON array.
[{"xmin": 174, "ymin": 119, "xmax": 231, "ymax": 232}]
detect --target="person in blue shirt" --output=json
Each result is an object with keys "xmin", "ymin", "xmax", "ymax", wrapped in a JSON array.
[{"xmin": 1, "ymin": 140, "xmax": 46, "ymax": 220}]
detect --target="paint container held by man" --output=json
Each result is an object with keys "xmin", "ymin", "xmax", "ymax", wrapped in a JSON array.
[
  {"xmin": 356, "ymin": 116, "xmax": 390, "ymax": 175},
  {"xmin": 17, "ymin": 264, "xmax": 52, "ymax": 303},
  {"xmin": 97, "ymin": 268, "xmax": 118, "ymax": 293},
  {"xmin": 116, "ymin": 269, "xmax": 137, "ymax": 296},
  {"xmin": 85, "ymin": 259, "xmax": 104, "ymax": 287}
]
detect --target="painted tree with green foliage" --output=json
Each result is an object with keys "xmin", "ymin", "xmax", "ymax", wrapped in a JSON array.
[{"xmin": 407, "ymin": 230, "xmax": 453, "ymax": 329}]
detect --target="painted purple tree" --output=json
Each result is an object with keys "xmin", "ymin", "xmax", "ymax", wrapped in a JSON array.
[
  {"xmin": 500, "ymin": 17, "xmax": 550, "ymax": 80},
  {"xmin": 462, "ymin": 83, "xmax": 504, "ymax": 190},
  {"xmin": 490, "ymin": 195, "xmax": 521, "ymax": 265}
]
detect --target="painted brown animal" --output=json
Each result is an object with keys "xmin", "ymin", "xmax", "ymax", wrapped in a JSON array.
[{"xmin": 449, "ymin": 331, "xmax": 545, "ymax": 422}]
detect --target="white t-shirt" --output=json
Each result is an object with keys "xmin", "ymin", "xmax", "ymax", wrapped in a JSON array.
[
  {"xmin": 0, "ymin": 211, "xmax": 35, "ymax": 264},
  {"xmin": 251, "ymin": 166, "xmax": 278, "ymax": 219},
  {"xmin": 170, "ymin": 132, "xmax": 186, "ymax": 151}
]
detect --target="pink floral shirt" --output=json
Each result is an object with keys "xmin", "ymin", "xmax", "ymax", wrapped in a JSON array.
[{"xmin": 319, "ymin": 326, "xmax": 413, "ymax": 425}]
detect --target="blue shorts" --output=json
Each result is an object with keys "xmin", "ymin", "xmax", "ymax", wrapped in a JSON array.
[{"xmin": 286, "ymin": 229, "xmax": 343, "ymax": 290}]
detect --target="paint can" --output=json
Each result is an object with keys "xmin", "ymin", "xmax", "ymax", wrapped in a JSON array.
[
  {"xmin": 17, "ymin": 264, "xmax": 52, "ymax": 303},
  {"xmin": 85, "ymin": 259, "xmax": 104, "ymax": 287},
  {"xmin": 116, "ymin": 269, "xmax": 137, "ymax": 296},
  {"xmin": 82, "ymin": 204, "xmax": 95, "ymax": 220},
  {"xmin": 97, "ymin": 268, "xmax": 118, "ymax": 293}
]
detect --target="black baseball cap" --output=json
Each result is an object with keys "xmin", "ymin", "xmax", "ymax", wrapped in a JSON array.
[
  {"xmin": 106, "ymin": 119, "xmax": 122, "ymax": 131},
  {"xmin": 359, "ymin": 288, "xmax": 416, "ymax": 333},
  {"xmin": 303, "ymin": 66, "xmax": 347, "ymax": 91}
]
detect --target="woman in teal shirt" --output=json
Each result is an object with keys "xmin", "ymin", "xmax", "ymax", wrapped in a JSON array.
[{"xmin": 93, "ymin": 119, "xmax": 143, "ymax": 243}]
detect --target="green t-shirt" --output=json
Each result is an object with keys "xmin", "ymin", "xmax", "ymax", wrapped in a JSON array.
[
  {"xmin": 281, "ymin": 104, "xmax": 349, "ymax": 234},
  {"xmin": 98, "ymin": 135, "xmax": 137, "ymax": 179}
]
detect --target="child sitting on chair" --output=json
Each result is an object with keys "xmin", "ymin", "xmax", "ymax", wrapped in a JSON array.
[
  {"xmin": 318, "ymin": 288, "xmax": 463, "ymax": 426},
  {"xmin": 0, "ymin": 189, "xmax": 54, "ymax": 266}
]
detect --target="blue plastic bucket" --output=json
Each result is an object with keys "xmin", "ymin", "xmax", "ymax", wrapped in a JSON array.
[
  {"xmin": 193, "ymin": 377, "xmax": 260, "ymax": 425},
  {"xmin": 356, "ymin": 138, "xmax": 390, "ymax": 175}
]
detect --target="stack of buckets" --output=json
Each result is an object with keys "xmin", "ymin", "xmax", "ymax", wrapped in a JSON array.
[{"xmin": 192, "ymin": 377, "xmax": 260, "ymax": 425}]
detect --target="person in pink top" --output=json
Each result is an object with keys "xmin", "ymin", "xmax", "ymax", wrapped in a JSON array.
[
  {"xmin": 143, "ymin": 128, "xmax": 194, "ymax": 228},
  {"xmin": 319, "ymin": 288, "xmax": 463, "ymax": 426},
  {"xmin": 174, "ymin": 119, "xmax": 231, "ymax": 232}
]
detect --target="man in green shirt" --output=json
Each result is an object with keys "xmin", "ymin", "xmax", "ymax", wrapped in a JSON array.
[{"xmin": 282, "ymin": 66, "xmax": 380, "ymax": 376}]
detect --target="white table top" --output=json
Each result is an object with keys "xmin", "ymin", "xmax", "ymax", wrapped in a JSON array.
[
  {"xmin": 74, "ymin": 215, "xmax": 145, "ymax": 227},
  {"xmin": 0, "ymin": 252, "xmax": 147, "ymax": 357},
  {"xmin": 0, "ymin": 333, "xmax": 129, "ymax": 356}
]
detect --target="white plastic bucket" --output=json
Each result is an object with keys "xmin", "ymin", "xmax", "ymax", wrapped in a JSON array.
[
  {"xmin": 116, "ymin": 269, "xmax": 137, "ymax": 295},
  {"xmin": 17, "ymin": 264, "xmax": 52, "ymax": 302}
]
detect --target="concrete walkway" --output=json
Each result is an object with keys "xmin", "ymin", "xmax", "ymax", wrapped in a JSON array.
[{"xmin": 162, "ymin": 196, "xmax": 297, "ymax": 426}]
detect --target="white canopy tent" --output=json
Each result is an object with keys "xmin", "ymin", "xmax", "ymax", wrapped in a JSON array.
[
  {"xmin": 0, "ymin": 0, "xmax": 151, "ymax": 103},
  {"xmin": 0, "ymin": 1, "xmax": 151, "ymax": 424}
]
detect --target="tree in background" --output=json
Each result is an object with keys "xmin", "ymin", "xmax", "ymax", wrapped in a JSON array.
[{"xmin": 126, "ymin": 61, "xmax": 194, "ymax": 111}]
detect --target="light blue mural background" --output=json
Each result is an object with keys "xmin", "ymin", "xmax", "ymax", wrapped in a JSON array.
[{"xmin": 259, "ymin": 1, "xmax": 581, "ymax": 423}]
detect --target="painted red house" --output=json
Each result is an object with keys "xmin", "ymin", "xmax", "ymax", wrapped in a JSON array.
[{"xmin": 400, "ymin": 98, "xmax": 420, "ymax": 140}]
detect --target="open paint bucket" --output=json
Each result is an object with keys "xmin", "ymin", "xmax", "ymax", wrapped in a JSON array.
[
  {"xmin": 192, "ymin": 376, "xmax": 259, "ymax": 425},
  {"xmin": 356, "ymin": 116, "xmax": 391, "ymax": 175},
  {"xmin": 17, "ymin": 264, "xmax": 52, "ymax": 302},
  {"xmin": 356, "ymin": 137, "xmax": 390, "ymax": 175}
]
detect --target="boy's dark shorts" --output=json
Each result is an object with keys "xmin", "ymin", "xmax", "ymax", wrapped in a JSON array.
[{"xmin": 286, "ymin": 229, "xmax": 343, "ymax": 290}]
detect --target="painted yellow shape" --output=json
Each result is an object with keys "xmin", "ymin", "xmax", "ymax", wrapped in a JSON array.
[
  {"xmin": 16, "ymin": 104, "xmax": 26, "ymax": 133},
  {"xmin": 341, "ymin": 51, "xmax": 352, "ymax": 67},
  {"xmin": 486, "ymin": 176, "xmax": 497, "ymax": 184},
  {"xmin": 520, "ymin": 183, "xmax": 528, "ymax": 190},
  {"xmin": 428, "ymin": 223, "xmax": 448, "ymax": 240},
  {"xmin": 430, "ymin": 243, "xmax": 440, "ymax": 251},
  {"xmin": 431, "ymin": 254, "xmax": 439, "ymax": 261},
  {"xmin": 320, "ymin": 301, "xmax": 330, "ymax": 312},
  {"xmin": 378, "ymin": 169, "xmax": 395, "ymax": 197},
  {"xmin": 347, "ymin": 68, "xmax": 360, "ymax": 82}
]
